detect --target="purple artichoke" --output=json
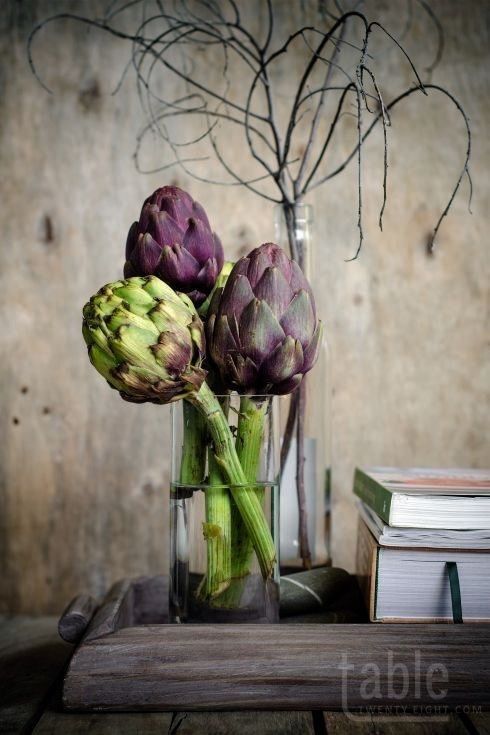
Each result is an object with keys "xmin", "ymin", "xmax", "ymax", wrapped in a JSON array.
[
  {"xmin": 124, "ymin": 186, "xmax": 224, "ymax": 307},
  {"xmin": 207, "ymin": 243, "xmax": 322, "ymax": 394}
]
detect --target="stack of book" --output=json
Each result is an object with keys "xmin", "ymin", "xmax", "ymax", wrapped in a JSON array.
[{"xmin": 354, "ymin": 467, "xmax": 490, "ymax": 622}]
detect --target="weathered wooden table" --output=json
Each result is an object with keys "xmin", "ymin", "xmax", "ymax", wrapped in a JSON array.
[{"xmin": 0, "ymin": 615, "xmax": 489, "ymax": 735}]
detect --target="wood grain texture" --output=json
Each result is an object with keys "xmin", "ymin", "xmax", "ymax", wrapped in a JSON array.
[
  {"xmin": 0, "ymin": 0, "xmax": 489, "ymax": 614},
  {"xmin": 170, "ymin": 711, "xmax": 315, "ymax": 734},
  {"xmin": 0, "ymin": 617, "xmax": 72, "ymax": 734},
  {"xmin": 9, "ymin": 706, "xmax": 313, "ymax": 735},
  {"xmin": 323, "ymin": 712, "xmax": 470, "ymax": 734},
  {"xmin": 75, "ymin": 575, "xmax": 168, "ymax": 642},
  {"xmin": 82, "ymin": 579, "xmax": 133, "ymax": 642},
  {"xmin": 33, "ymin": 710, "xmax": 173, "ymax": 734},
  {"xmin": 0, "ymin": 615, "xmax": 485, "ymax": 734},
  {"xmin": 62, "ymin": 623, "xmax": 490, "ymax": 711}
]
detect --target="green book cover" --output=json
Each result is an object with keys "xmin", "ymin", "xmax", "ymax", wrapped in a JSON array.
[{"xmin": 353, "ymin": 468, "xmax": 394, "ymax": 524}]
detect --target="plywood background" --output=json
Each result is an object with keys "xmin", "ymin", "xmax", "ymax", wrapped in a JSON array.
[{"xmin": 0, "ymin": 0, "xmax": 488, "ymax": 613}]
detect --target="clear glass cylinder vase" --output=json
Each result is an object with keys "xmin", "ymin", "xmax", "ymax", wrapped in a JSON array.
[
  {"xmin": 274, "ymin": 203, "xmax": 331, "ymax": 571},
  {"xmin": 170, "ymin": 394, "xmax": 280, "ymax": 623}
]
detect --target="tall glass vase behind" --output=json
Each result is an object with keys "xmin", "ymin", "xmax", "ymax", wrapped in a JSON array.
[
  {"xmin": 170, "ymin": 394, "xmax": 280, "ymax": 623},
  {"xmin": 275, "ymin": 203, "xmax": 331, "ymax": 571}
]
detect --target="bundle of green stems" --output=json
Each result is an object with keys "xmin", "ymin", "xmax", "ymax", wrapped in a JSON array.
[{"xmin": 180, "ymin": 389, "xmax": 273, "ymax": 604}]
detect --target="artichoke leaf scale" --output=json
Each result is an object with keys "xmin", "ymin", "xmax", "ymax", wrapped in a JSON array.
[
  {"xmin": 113, "ymin": 283, "xmax": 155, "ymax": 307},
  {"xmin": 129, "ymin": 233, "xmax": 162, "ymax": 275},
  {"xmin": 279, "ymin": 289, "xmax": 315, "ymax": 347},
  {"xmin": 110, "ymin": 325, "xmax": 162, "ymax": 372},
  {"xmin": 106, "ymin": 306, "xmax": 159, "ymax": 335},
  {"xmin": 254, "ymin": 266, "xmax": 291, "ymax": 315},
  {"xmin": 219, "ymin": 273, "xmax": 255, "ymax": 318},
  {"xmin": 239, "ymin": 298, "xmax": 285, "ymax": 365},
  {"xmin": 261, "ymin": 336, "xmax": 304, "ymax": 384},
  {"xmin": 142, "ymin": 275, "xmax": 176, "ymax": 300}
]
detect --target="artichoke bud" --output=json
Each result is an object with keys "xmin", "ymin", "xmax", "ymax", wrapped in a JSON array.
[
  {"xmin": 207, "ymin": 243, "xmax": 322, "ymax": 395},
  {"xmin": 82, "ymin": 276, "xmax": 207, "ymax": 404},
  {"xmin": 124, "ymin": 186, "xmax": 224, "ymax": 307}
]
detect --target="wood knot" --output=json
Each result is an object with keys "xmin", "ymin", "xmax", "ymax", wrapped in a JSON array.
[
  {"xmin": 78, "ymin": 78, "xmax": 101, "ymax": 113},
  {"xmin": 142, "ymin": 482, "xmax": 155, "ymax": 497},
  {"xmin": 39, "ymin": 214, "xmax": 54, "ymax": 245}
]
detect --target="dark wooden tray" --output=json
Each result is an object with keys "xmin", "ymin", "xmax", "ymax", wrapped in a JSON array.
[{"xmin": 58, "ymin": 575, "xmax": 490, "ymax": 712}]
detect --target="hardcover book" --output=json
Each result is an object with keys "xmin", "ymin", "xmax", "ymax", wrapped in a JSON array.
[
  {"xmin": 356, "ymin": 518, "xmax": 490, "ymax": 623},
  {"xmin": 353, "ymin": 467, "xmax": 490, "ymax": 529},
  {"xmin": 358, "ymin": 501, "xmax": 490, "ymax": 549}
]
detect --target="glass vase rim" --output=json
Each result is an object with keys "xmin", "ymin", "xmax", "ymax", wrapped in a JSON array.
[
  {"xmin": 181, "ymin": 392, "xmax": 278, "ymax": 400},
  {"xmin": 213, "ymin": 392, "xmax": 275, "ymax": 399},
  {"xmin": 273, "ymin": 202, "xmax": 313, "ymax": 222}
]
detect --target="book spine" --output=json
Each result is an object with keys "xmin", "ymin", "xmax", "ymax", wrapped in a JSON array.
[
  {"xmin": 355, "ymin": 517, "xmax": 379, "ymax": 622},
  {"xmin": 353, "ymin": 469, "xmax": 393, "ymax": 524}
]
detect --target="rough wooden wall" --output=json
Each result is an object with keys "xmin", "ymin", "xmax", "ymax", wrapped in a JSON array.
[{"xmin": 0, "ymin": 0, "xmax": 488, "ymax": 613}]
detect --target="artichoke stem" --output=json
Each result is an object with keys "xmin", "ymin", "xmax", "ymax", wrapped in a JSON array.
[
  {"xmin": 179, "ymin": 401, "xmax": 206, "ymax": 485},
  {"xmin": 230, "ymin": 397, "xmax": 268, "ymax": 579},
  {"xmin": 187, "ymin": 383, "xmax": 276, "ymax": 579},
  {"xmin": 200, "ymin": 450, "xmax": 232, "ymax": 599}
]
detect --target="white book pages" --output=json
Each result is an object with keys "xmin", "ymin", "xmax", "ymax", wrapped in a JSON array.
[
  {"xmin": 390, "ymin": 493, "xmax": 490, "ymax": 529},
  {"xmin": 359, "ymin": 502, "xmax": 490, "ymax": 549},
  {"xmin": 376, "ymin": 548, "xmax": 490, "ymax": 621}
]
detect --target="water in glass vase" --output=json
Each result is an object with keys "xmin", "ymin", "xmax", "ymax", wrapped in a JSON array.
[
  {"xmin": 170, "ymin": 395, "xmax": 280, "ymax": 623},
  {"xmin": 169, "ymin": 481, "xmax": 279, "ymax": 622}
]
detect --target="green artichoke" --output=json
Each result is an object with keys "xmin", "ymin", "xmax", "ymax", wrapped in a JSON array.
[{"xmin": 82, "ymin": 276, "xmax": 206, "ymax": 404}]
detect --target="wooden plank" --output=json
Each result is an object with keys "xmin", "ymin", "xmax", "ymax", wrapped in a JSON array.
[
  {"xmin": 171, "ymin": 711, "xmax": 314, "ymax": 734},
  {"xmin": 83, "ymin": 579, "xmax": 133, "ymax": 642},
  {"xmin": 62, "ymin": 623, "xmax": 490, "ymax": 711},
  {"xmin": 0, "ymin": 617, "xmax": 72, "ymax": 734},
  {"xmin": 34, "ymin": 709, "xmax": 310, "ymax": 734},
  {"xmin": 74, "ymin": 575, "xmax": 169, "ymax": 644},
  {"xmin": 324, "ymin": 712, "xmax": 469, "ymax": 733},
  {"xmin": 33, "ymin": 710, "xmax": 173, "ymax": 734}
]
